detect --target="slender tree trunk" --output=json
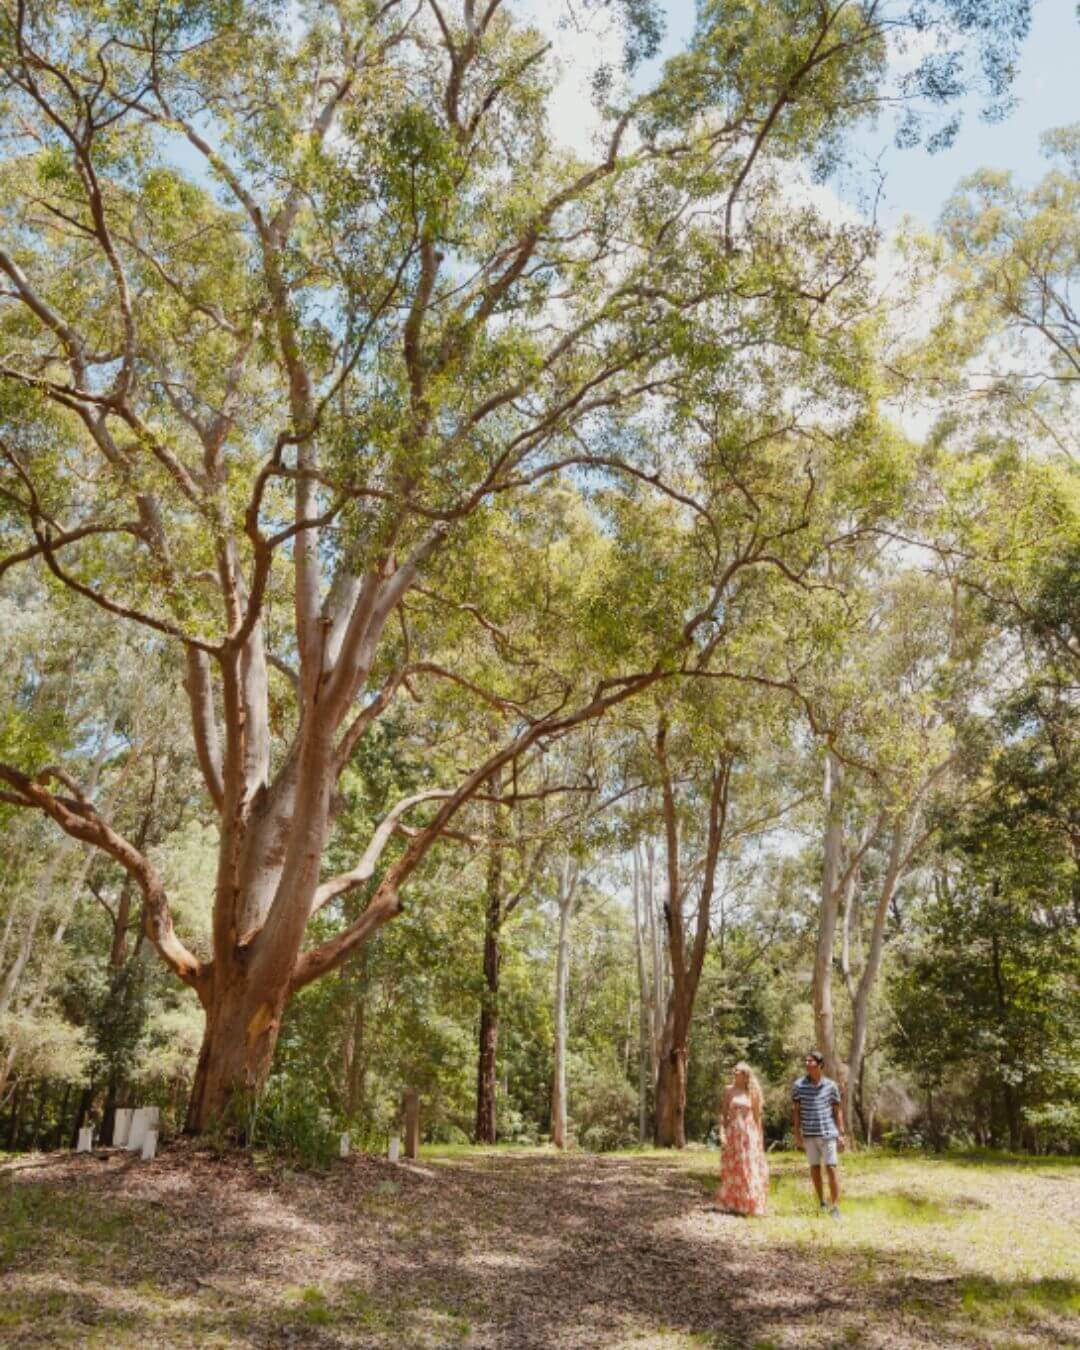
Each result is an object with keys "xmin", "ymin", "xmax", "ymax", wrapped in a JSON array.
[
  {"xmin": 645, "ymin": 842, "xmax": 665, "ymax": 1073},
  {"xmin": 1002, "ymin": 1082, "xmax": 1022, "ymax": 1151},
  {"xmin": 30, "ymin": 1079, "xmax": 48, "ymax": 1149},
  {"xmin": 474, "ymin": 789, "xmax": 504, "ymax": 1145},
  {"xmin": 927, "ymin": 1085, "xmax": 941, "ymax": 1151},
  {"xmin": 813, "ymin": 751, "xmax": 844, "ymax": 1079},
  {"xmin": 100, "ymin": 1078, "xmax": 118, "ymax": 1147},
  {"xmin": 53, "ymin": 1081, "xmax": 71, "ymax": 1151},
  {"xmin": 855, "ymin": 1056, "xmax": 870, "ymax": 1144},
  {"xmin": 551, "ymin": 859, "xmax": 579, "ymax": 1149},
  {"xmin": 631, "ymin": 849, "xmax": 651, "ymax": 1143},
  {"xmin": 6, "ymin": 1078, "xmax": 26, "ymax": 1150},
  {"xmin": 652, "ymin": 735, "xmax": 732, "ymax": 1149},
  {"xmin": 551, "ymin": 880, "xmax": 572, "ymax": 1149},
  {"xmin": 70, "ymin": 1082, "xmax": 93, "ymax": 1149},
  {"xmin": 843, "ymin": 816, "xmax": 909, "ymax": 1134}
]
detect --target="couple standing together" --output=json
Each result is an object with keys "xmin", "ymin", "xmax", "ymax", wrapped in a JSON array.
[{"xmin": 715, "ymin": 1050, "xmax": 846, "ymax": 1217}]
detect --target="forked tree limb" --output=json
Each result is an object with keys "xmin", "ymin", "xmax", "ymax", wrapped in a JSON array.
[{"xmin": 0, "ymin": 760, "xmax": 207, "ymax": 998}]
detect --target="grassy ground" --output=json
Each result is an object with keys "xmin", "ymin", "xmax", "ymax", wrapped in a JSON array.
[{"xmin": 0, "ymin": 1143, "xmax": 1076, "ymax": 1347}]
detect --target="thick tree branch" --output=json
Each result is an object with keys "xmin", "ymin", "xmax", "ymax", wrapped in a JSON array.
[{"xmin": 0, "ymin": 761, "xmax": 207, "ymax": 998}]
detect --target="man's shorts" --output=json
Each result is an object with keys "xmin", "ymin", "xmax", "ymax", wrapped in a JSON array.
[{"xmin": 804, "ymin": 1136, "xmax": 838, "ymax": 1166}]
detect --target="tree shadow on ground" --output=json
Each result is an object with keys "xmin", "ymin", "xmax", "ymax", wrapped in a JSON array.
[{"xmin": 1, "ymin": 1147, "xmax": 1077, "ymax": 1348}]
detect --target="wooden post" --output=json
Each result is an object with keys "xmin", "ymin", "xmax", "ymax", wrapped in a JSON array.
[{"xmin": 403, "ymin": 1088, "xmax": 420, "ymax": 1160}]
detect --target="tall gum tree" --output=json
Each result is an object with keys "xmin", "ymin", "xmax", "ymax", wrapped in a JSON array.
[
  {"xmin": 812, "ymin": 570, "xmax": 983, "ymax": 1128},
  {"xmin": 639, "ymin": 682, "xmax": 807, "ymax": 1148},
  {"xmin": 0, "ymin": 0, "xmax": 1034, "ymax": 1130}
]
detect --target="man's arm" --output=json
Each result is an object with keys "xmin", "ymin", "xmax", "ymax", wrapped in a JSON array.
[
  {"xmin": 793, "ymin": 1099, "xmax": 802, "ymax": 1147},
  {"xmin": 832, "ymin": 1092, "xmax": 846, "ymax": 1147}
]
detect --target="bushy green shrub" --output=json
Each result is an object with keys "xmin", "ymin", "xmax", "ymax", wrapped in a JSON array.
[
  {"xmin": 571, "ymin": 1053, "xmax": 637, "ymax": 1152},
  {"xmin": 244, "ymin": 1079, "xmax": 340, "ymax": 1169}
]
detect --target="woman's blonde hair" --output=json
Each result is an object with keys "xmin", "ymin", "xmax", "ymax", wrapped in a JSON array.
[{"xmin": 731, "ymin": 1061, "xmax": 763, "ymax": 1113}]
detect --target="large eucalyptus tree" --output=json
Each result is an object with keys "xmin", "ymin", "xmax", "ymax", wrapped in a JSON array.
[{"xmin": 0, "ymin": 0, "xmax": 1032, "ymax": 1130}]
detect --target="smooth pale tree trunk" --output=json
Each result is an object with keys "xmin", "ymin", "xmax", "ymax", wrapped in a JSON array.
[
  {"xmin": 812, "ymin": 751, "xmax": 845, "ymax": 1081},
  {"xmin": 474, "ymin": 780, "xmax": 504, "ymax": 1145},
  {"xmin": 551, "ymin": 859, "xmax": 579, "ymax": 1150},
  {"xmin": 835, "ymin": 756, "xmax": 947, "ymax": 1142},
  {"xmin": 631, "ymin": 849, "xmax": 651, "ymax": 1142},
  {"xmin": 842, "ymin": 817, "xmax": 909, "ymax": 1136},
  {"xmin": 645, "ymin": 842, "xmax": 666, "ymax": 1074}
]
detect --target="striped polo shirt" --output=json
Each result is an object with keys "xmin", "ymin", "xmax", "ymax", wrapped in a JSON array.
[{"xmin": 792, "ymin": 1074, "xmax": 840, "ymax": 1137}]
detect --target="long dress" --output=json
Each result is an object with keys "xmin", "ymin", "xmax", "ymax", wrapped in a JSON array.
[{"xmin": 717, "ymin": 1092, "xmax": 769, "ymax": 1216}]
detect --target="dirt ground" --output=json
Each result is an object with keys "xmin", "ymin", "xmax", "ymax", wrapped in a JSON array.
[{"xmin": 1, "ymin": 1144, "xmax": 1077, "ymax": 1348}]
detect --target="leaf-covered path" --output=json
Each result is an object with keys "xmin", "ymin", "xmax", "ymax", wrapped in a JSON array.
[{"xmin": 1, "ymin": 1145, "xmax": 1077, "ymax": 1347}]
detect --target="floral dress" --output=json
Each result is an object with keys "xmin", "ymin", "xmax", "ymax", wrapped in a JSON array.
[{"xmin": 717, "ymin": 1091, "xmax": 768, "ymax": 1216}]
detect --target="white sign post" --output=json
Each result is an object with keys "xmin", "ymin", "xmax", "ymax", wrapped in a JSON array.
[
  {"xmin": 339, "ymin": 1132, "xmax": 350, "ymax": 1158},
  {"xmin": 388, "ymin": 1135, "xmax": 401, "ymax": 1163},
  {"xmin": 141, "ymin": 1129, "xmax": 158, "ymax": 1161},
  {"xmin": 127, "ymin": 1106, "xmax": 160, "ymax": 1152},
  {"xmin": 127, "ymin": 1108, "xmax": 146, "ymax": 1151},
  {"xmin": 114, "ymin": 1108, "xmax": 133, "ymax": 1148},
  {"xmin": 77, "ymin": 1126, "xmax": 93, "ymax": 1153}
]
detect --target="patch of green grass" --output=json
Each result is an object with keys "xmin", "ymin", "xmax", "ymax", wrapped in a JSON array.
[
  {"xmin": 0, "ymin": 1180, "xmax": 157, "ymax": 1271},
  {"xmin": 278, "ymin": 1280, "xmax": 479, "ymax": 1340},
  {"xmin": 840, "ymin": 1190, "xmax": 957, "ymax": 1224},
  {"xmin": 0, "ymin": 1288, "xmax": 141, "ymax": 1336},
  {"xmin": 958, "ymin": 1275, "xmax": 1080, "ymax": 1322},
  {"xmin": 422, "ymin": 1141, "xmax": 550, "ymax": 1160},
  {"xmin": 292, "ymin": 1285, "xmax": 335, "ymax": 1325},
  {"xmin": 941, "ymin": 1150, "xmax": 1080, "ymax": 1170}
]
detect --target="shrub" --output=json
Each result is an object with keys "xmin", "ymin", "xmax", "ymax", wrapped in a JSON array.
[
  {"xmin": 570, "ymin": 1053, "xmax": 637, "ymax": 1152},
  {"xmin": 244, "ymin": 1079, "xmax": 340, "ymax": 1169}
]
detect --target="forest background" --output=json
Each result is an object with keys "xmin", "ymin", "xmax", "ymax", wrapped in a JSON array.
[{"xmin": 0, "ymin": 0, "xmax": 1076, "ymax": 1165}]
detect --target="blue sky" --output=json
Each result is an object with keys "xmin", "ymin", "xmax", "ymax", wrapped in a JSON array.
[{"xmin": 648, "ymin": 0, "xmax": 1080, "ymax": 227}]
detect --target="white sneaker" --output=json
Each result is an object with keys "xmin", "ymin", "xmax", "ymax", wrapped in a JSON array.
[{"xmin": 829, "ymin": 1205, "xmax": 841, "ymax": 1218}]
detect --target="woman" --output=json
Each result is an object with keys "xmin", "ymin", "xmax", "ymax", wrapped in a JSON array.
[{"xmin": 716, "ymin": 1062, "xmax": 768, "ymax": 1216}]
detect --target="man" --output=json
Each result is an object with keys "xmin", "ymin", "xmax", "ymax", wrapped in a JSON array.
[{"xmin": 792, "ymin": 1050, "xmax": 845, "ymax": 1216}]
